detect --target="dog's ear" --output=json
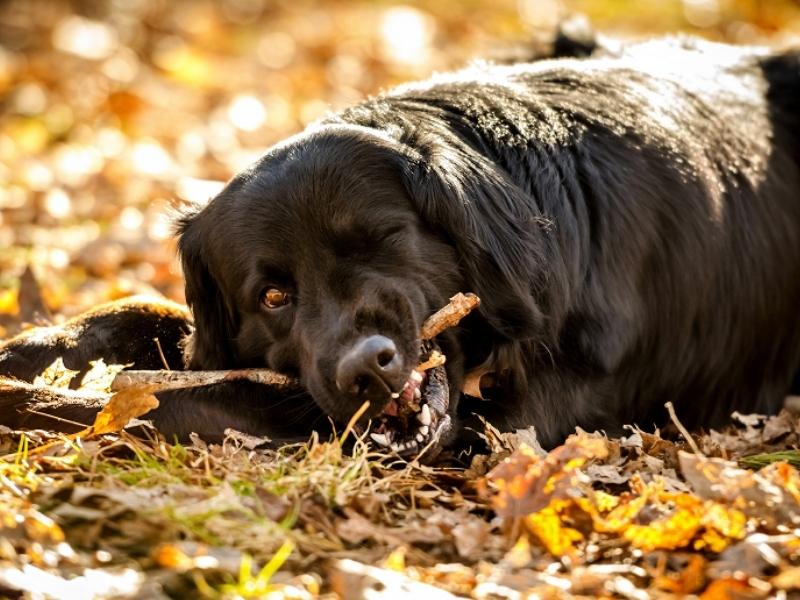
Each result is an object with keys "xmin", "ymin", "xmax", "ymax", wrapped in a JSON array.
[
  {"xmin": 177, "ymin": 214, "xmax": 239, "ymax": 369},
  {"xmin": 393, "ymin": 130, "xmax": 570, "ymax": 342}
]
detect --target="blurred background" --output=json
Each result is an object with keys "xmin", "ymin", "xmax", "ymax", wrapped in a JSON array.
[{"xmin": 0, "ymin": 0, "xmax": 799, "ymax": 332}]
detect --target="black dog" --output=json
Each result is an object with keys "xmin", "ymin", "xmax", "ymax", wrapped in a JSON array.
[
  {"xmin": 177, "ymin": 36, "xmax": 800, "ymax": 454},
  {"xmin": 3, "ymin": 37, "xmax": 800, "ymax": 456}
]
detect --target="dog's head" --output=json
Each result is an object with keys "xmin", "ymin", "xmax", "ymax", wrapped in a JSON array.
[{"xmin": 178, "ymin": 124, "xmax": 552, "ymax": 455}]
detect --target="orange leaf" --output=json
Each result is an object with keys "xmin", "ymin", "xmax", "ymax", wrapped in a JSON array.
[
  {"xmin": 700, "ymin": 578, "xmax": 761, "ymax": 600},
  {"xmin": 87, "ymin": 384, "xmax": 160, "ymax": 436},
  {"xmin": 487, "ymin": 434, "xmax": 608, "ymax": 517}
]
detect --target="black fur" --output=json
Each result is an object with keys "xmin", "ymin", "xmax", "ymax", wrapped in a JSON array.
[
  {"xmin": 0, "ymin": 297, "xmax": 320, "ymax": 443},
  {"xmin": 178, "ymin": 37, "xmax": 800, "ymax": 448}
]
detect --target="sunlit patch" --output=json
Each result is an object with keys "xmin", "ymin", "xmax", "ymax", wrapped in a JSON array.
[
  {"xmin": 13, "ymin": 83, "xmax": 47, "ymax": 115},
  {"xmin": 256, "ymin": 31, "xmax": 296, "ymax": 69},
  {"xmin": 119, "ymin": 206, "xmax": 144, "ymax": 231},
  {"xmin": 152, "ymin": 36, "xmax": 214, "ymax": 86},
  {"xmin": 0, "ymin": 185, "xmax": 27, "ymax": 209},
  {"xmin": 44, "ymin": 188, "xmax": 72, "ymax": 219},
  {"xmin": 175, "ymin": 177, "xmax": 225, "ymax": 205},
  {"xmin": 53, "ymin": 144, "xmax": 103, "ymax": 187},
  {"xmin": 175, "ymin": 131, "xmax": 207, "ymax": 163},
  {"xmin": 130, "ymin": 140, "xmax": 173, "ymax": 178},
  {"xmin": 148, "ymin": 210, "xmax": 174, "ymax": 241},
  {"xmin": 228, "ymin": 95, "xmax": 267, "ymax": 131},
  {"xmin": 21, "ymin": 161, "xmax": 53, "ymax": 191},
  {"xmin": 101, "ymin": 48, "xmax": 140, "ymax": 83},
  {"xmin": 52, "ymin": 16, "xmax": 119, "ymax": 61},
  {"xmin": 683, "ymin": 0, "xmax": 721, "ymax": 28},
  {"xmin": 95, "ymin": 127, "xmax": 126, "ymax": 158},
  {"xmin": 380, "ymin": 6, "xmax": 434, "ymax": 67},
  {"xmin": 49, "ymin": 248, "xmax": 70, "ymax": 270}
]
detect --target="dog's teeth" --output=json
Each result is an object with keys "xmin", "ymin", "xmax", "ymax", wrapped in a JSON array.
[
  {"xmin": 419, "ymin": 404, "xmax": 431, "ymax": 425},
  {"xmin": 411, "ymin": 370, "xmax": 423, "ymax": 383},
  {"xmin": 390, "ymin": 392, "xmax": 400, "ymax": 399},
  {"xmin": 391, "ymin": 442, "xmax": 402, "ymax": 452},
  {"xmin": 414, "ymin": 388, "xmax": 421, "ymax": 400},
  {"xmin": 419, "ymin": 425, "xmax": 429, "ymax": 435},
  {"xmin": 416, "ymin": 433, "xmax": 424, "ymax": 442},
  {"xmin": 370, "ymin": 433, "xmax": 390, "ymax": 446}
]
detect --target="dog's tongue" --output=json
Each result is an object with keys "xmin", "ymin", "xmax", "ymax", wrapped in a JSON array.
[{"xmin": 382, "ymin": 399, "xmax": 400, "ymax": 417}]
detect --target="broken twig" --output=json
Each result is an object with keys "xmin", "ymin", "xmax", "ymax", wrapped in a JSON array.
[{"xmin": 420, "ymin": 292, "xmax": 480, "ymax": 340}]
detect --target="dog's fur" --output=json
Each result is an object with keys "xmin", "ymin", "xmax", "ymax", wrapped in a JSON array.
[
  {"xmin": 2, "ymin": 36, "xmax": 800, "ymax": 451},
  {"xmin": 177, "ymin": 37, "xmax": 800, "ymax": 449}
]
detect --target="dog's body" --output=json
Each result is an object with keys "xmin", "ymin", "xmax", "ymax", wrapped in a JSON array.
[
  {"xmin": 3, "ymin": 37, "xmax": 800, "ymax": 453},
  {"xmin": 179, "ymin": 37, "xmax": 800, "ymax": 450}
]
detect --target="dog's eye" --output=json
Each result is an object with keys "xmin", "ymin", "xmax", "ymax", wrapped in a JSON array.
[{"xmin": 260, "ymin": 288, "xmax": 291, "ymax": 309}]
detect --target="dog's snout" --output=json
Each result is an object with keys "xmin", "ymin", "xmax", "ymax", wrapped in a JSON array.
[{"xmin": 335, "ymin": 335, "xmax": 403, "ymax": 399}]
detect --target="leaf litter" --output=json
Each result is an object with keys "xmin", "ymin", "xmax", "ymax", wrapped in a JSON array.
[{"xmin": 3, "ymin": 359, "xmax": 800, "ymax": 598}]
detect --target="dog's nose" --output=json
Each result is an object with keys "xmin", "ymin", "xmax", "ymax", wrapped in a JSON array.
[{"xmin": 335, "ymin": 335, "xmax": 403, "ymax": 399}]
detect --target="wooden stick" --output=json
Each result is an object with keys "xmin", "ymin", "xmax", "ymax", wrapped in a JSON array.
[
  {"xmin": 111, "ymin": 292, "xmax": 480, "ymax": 392},
  {"xmin": 420, "ymin": 292, "xmax": 480, "ymax": 340},
  {"xmin": 111, "ymin": 368, "xmax": 296, "ymax": 392}
]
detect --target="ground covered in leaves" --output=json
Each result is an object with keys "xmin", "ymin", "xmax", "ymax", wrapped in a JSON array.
[
  {"xmin": 3, "ymin": 0, "xmax": 800, "ymax": 598},
  {"xmin": 3, "ymin": 381, "xmax": 800, "ymax": 598}
]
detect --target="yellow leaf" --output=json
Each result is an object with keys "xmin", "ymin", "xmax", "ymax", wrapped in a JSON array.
[
  {"xmin": 33, "ymin": 357, "xmax": 79, "ymax": 389},
  {"xmin": 78, "ymin": 359, "xmax": 129, "ymax": 393},
  {"xmin": 524, "ymin": 504, "xmax": 584, "ymax": 557},
  {"xmin": 624, "ymin": 507, "xmax": 701, "ymax": 551},
  {"xmin": 382, "ymin": 546, "xmax": 406, "ymax": 572}
]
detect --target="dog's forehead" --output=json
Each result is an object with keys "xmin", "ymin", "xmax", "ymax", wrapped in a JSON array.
[
  {"xmin": 201, "ymin": 135, "xmax": 415, "ymax": 282},
  {"xmin": 229, "ymin": 137, "xmax": 411, "ymax": 234}
]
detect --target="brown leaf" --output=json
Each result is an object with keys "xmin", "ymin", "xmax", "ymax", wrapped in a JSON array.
[
  {"xmin": 462, "ymin": 366, "xmax": 493, "ymax": 399},
  {"xmin": 652, "ymin": 553, "xmax": 708, "ymax": 594},
  {"xmin": 486, "ymin": 433, "xmax": 608, "ymax": 517},
  {"xmin": 451, "ymin": 518, "xmax": 490, "ymax": 559},
  {"xmin": 87, "ymin": 384, "xmax": 160, "ymax": 436}
]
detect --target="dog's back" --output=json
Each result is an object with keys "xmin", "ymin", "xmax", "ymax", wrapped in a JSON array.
[{"xmin": 334, "ymin": 38, "xmax": 800, "ymax": 443}]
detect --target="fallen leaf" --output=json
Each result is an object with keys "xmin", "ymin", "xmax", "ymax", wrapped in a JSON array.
[
  {"xmin": 486, "ymin": 434, "xmax": 608, "ymax": 517},
  {"xmin": 462, "ymin": 366, "xmax": 493, "ymax": 399},
  {"xmin": 87, "ymin": 384, "xmax": 160, "ymax": 435},
  {"xmin": 33, "ymin": 357, "xmax": 79, "ymax": 389},
  {"xmin": 699, "ymin": 578, "xmax": 766, "ymax": 600},
  {"xmin": 78, "ymin": 359, "xmax": 129, "ymax": 393}
]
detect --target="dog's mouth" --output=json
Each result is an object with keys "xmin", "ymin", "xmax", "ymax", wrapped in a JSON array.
[{"xmin": 366, "ymin": 340, "xmax": 450, "ymax": 457}]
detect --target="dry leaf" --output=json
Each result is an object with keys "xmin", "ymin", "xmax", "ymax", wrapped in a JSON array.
[
  {"xmin": 78, "ymin": 359, "xmax": 129, "ymax": 393},
  {"xmin": 33, "ymin": 357, "xmax": 79, "ymax": 389},
  {"xmin": 87, "ymin": 384, "xmax": 160, "ymax": 436},
  {"xmin": 486, "ymin": 434, "xmax": 608, "ymax": 517},
  {"xmin": 462, "ymin": 365, "xmax": 493, "ymax": 399}
]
